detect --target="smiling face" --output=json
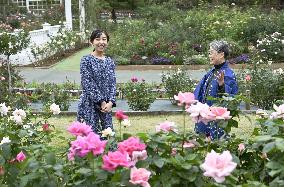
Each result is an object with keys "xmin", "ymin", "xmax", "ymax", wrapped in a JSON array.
[
  {"xmin": 91, "ymin": 32, "xmax": 108, "ymax": 53},
  {"xmin": 208, "ymin": 47, "xmax": 224, "ymax": 65}
]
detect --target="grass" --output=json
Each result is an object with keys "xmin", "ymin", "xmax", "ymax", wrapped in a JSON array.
[
  {"xmin": 52, "ymin": 47, "xmax": 92, "ymax": 71},
  {"xmin": 49, "ymin": 114, "xmax": 257, "ymax": 147}
]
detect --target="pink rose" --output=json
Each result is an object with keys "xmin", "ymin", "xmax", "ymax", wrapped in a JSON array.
[
  {"xmin": 0, "ymin": 77, "xmax": 5, "ymax": 81},
  {"xmin": 183, "ymin": 141, "xmax": 196, "ymax": 148},
  {"xmin": 210, "ymin": 107, "xmax": 232, "ymax": 120},
  {"xmin": 155, "ymin": 121, "xmax": 177, "ymax": 133},
  {"xmin": 171, "ymin": 148, "xmax": 177, "ymax": 156},
  {"xmin": 16, "ymin": 151, "xmax": 26, "ymax": 162},
  {"xmin": 0, "ymin": 166, "xmax": 5, "ymax": 176},
  {"xmin": 67, "ymin": 121, "xmax": 93, "ymax": 136},
  {"xmin": 118, "ymin": 137, "xmax": 146, "ymax": 156},
  {"xmin": 131, "ymin": 76, "xmax": 138, "ymax": 82},
  {"xmin": 245, "ymin": 74, "xmax": 251, "ymax": 81},
  {"xmin": 238, "ymin": 143, "xmax": 245, "ymax": 152},
  {"xmin": 69, "ymin": 136, "xmax": 90, "ymax": 158},
  {"xmin": 115, "ymin": 110, "xmax": 128, "ymax": 121},
  {"xmin": 42, "ymin": 123, "xmax": 51, "ymax": 132},
  {"xmin": 200, "ymin": 150, "xmax": 237, "ymax": 183},
  {"xmin": 102, "ymin": 151, "xmax": 133, "ymax": 172},
  {"xmin": 186, "ymin": 102, "xmax": 215, "ymax": 124},
  {"xmin": 68, "ymin": 132, "xmax": 106, "ymax": 160},
  {"xmin": 174, "ymin": 92, "xmax": 197, "ymax": 107},
  {"xmin": 129, "ymin": 167, "xmax": 151, "ymax": 187},
  {"xmin": 132, "ymin": 150, "xmax": 148, "ymax": 163},
  {"xmin": 85, "ymin": 132, "xmax": 107, "ymax": 156}
]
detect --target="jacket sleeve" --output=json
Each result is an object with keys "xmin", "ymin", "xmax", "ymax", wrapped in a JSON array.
[
  {"xmin": 224, "ymin": 74, "xmax": 238, "ymax": 96},
  {"xmin": 108, "ymin": 59, "xmax": 116, "ymax": 106},
  {"xmin": 80, "ymin": 57, "xmax": 103, "ymax": 103}
]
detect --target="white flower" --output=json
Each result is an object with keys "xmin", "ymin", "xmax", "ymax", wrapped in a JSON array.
[
  {"xmin": 11, "ymin": 115, "xmax": 23, "ymax": 124},
  {"xmin": 50, "ymin": 103, "xmax": 60, "ymax": 115},
  {"xmin": 231, "ymin": 3, "xmax": 235, "ymax": 6},
  {"xmin": 260, "ymin": 49, "xmax": 266, "ymax": 52},
  {"xmin": 12, "ymin": 109, "xmax": 26, "ymax": 118},
  {"xmin": 0, "ymin": 103, "xmax": 9, "ymax": 116},
  {"xmin": 27, "ymin": 130, "xmax": 34, "ymax": 136},
  {"xmin": 0, "ymin": 137, "xmax": 11, "ymax": 145},
  {"xmin": 141, "ymin": 56, "xmax": 147, "ymax": 60},
  {"xmin": 133, "ymin": 89, "xmax": 137, "ymax": 92},
  {"xmin": 23, "ymin": 125, "xmax": 30, "ymax": 129},
  {"xmin": 121, "ymin": 119, "xmax": 131, "ymax": 127},
  {"xmin": 101, "ymin": 127, "xmax": 115, "ymax": 137}
]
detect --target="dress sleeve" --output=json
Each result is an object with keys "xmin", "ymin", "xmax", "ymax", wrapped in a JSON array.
[
  {"xmin": 108, "ymin": 59, "xmax": 116, "ymax": 106},
  {"xmin": 80, "ymin": 57, "xmax": 103, "ymax": 103}
]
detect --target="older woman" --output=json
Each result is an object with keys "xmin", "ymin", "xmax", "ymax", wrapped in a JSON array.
[{"xmin": 194, "ymin": 40, "xmax": 238, "ymax": 139}]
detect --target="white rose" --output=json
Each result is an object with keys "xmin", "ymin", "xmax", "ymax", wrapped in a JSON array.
[
  {"xmin": 0, "ymin": 137, "xmax": 11, "ymax": 145},
  {"xmin": 101, "ymin": 127, "xmax": 115, "ymax": 137},
  {"xmin": 121, "ymin": 119, "xmax": 131, "ymax": 127},
  {"xmin": 50, "ymin": 103, "xmax": 61, "ymax": 115}
]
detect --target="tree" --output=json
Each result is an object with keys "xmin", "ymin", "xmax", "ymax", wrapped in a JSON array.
[{"xmin": 0, "ymin": 30, "xmax": 30, "ymax": 92}]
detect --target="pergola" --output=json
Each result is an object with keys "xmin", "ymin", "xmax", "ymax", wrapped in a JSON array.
[{"xmin": 11, "ymin": 0, "xmax": 85, "ymax": 33}]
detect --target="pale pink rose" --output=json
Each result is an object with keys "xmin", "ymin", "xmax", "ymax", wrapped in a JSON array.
[
  {"xmin": 129, "ymin": 167, "xmax": 151, "ymax": 187},
  {"xmin": 174, "ymin": 92, "xmax": 197, "ymax": 107},
  {"xmin": 102, "ymin": 151, "xmax": 133, "ymax": 172},
  {"xmin": 132, "ymin": 150, "xmax": 148, "ymax": 163},
  {"xmin": 16, "ymin": 151, "xmax": 26, "ymax": 162},
  {"xmin": 171, "ymin": 148, "xmax": 177, "ymax": 156},
  {"xmin": 183, "ymin": 142, "xmax": 196, "ymax": 148},
  {"xmin": 0, "ymin": 76, "xmax": 5, "ymax": 81},
  {"xmin": 245, "ymin": 74, "xmax": 251, "ymax": 81},
  {"xmin": 118, "ymin": 137, "xmax": 146, "ymax": 156},
  {"xmin": 155, "ymin": 121, "xmax": 177, "ymax": 133},
  {"xmin": 115, "ymin": 110, "xmax": 128, "ymax": 121},
  {"xmin": 272, "ymin": 104, "xmax": 284, "ymax": 119},
  {"xmin": 200, "ymin": 150, "xmax": 237, "ymax": 183},
  {"xmin": 67, "ymin": 121, "xmax": 93, "ymax": 136},
  {"xmin": 186, "ymin": 102, "xmax": 215, "ymax": 124},
  {"xmin": 210, "ymin": 107, "xmax": 232, "ymax": 120},
  {"xmin": 0, "ymin": 166, "xmax": 4, "ymax": 176},
  {"xmin": 238, "ymin": 143, "xmax": 245, "ymax": 152}
]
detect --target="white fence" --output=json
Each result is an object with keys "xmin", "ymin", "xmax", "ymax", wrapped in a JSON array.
[{"xmin": 0, "ymin": 23, "xmax": 66, "ymax": 65}]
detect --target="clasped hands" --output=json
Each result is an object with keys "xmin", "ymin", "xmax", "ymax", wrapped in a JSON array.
[{"xmin": 100, "ymin": 101, "xmax": 113, "ymax": 113}]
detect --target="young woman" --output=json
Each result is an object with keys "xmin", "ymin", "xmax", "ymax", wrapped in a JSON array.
[{"xmin": 77, "ymin": 29, "xmax": 116, "ymax": 136}]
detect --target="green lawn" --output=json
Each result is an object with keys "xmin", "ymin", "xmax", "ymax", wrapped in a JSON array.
[
  {"xmin": 52, "ymin": 47, "xmax": 92, "ymax": 71},
  {"xmin": 49, "ymin": 114, "xmax": 256, "ymax": 147}
]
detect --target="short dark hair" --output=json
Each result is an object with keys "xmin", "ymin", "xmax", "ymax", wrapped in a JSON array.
[
  {"xmin": 209, "ymin": 40, "xmax": 230, "ymax": 58},
  {"xmin": 90, "ymin": 29, "xmax": 109, "ymax": 43}
]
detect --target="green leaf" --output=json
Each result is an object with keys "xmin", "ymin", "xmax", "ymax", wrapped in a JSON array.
[
  {"xmin": 77, "ymin": 168, "xmax": 92, "ymax": 176},
  {"xmin": 45, "ymin": 152, "xmax": 56, "ymax": 165},
  {"xmin": 154, "ymin": 158, "xmax": 164, "ymax": 168},
  {"xmin": 0, "ymin": 155, "xmax": 5, "ymax": 165},
  {"xmin": 254, "ymin": 135, "xmax": 272, "ymax": 142},
  {"xmin": 262, "ymin": 142, "xmax": 275, "ymax": 153}
]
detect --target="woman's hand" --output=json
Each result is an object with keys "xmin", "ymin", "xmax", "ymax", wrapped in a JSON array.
[
  {"xmin": 101, "ymin": 102, "xmax": 113, "ymax": 113},
  {"xmin": 216, "ymin": 70, "xmax": 225, "ymax": 86}
]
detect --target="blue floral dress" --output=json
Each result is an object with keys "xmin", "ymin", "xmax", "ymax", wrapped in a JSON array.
[
  {"xmin": 77, "ymin": 54, "xmax": 116, "ymax": 134},
  {"xmin": 193, "ymin": 61, "xmax": 238, "ymax": 139}
]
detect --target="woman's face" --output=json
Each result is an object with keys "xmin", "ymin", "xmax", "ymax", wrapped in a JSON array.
[
  {"xmin": 208, "ymin": 47, "xmax": 224, "ymax": 65},
  {"xmin": 91, "ymin": 32, "xmax": 108, "ymax": 52}
]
